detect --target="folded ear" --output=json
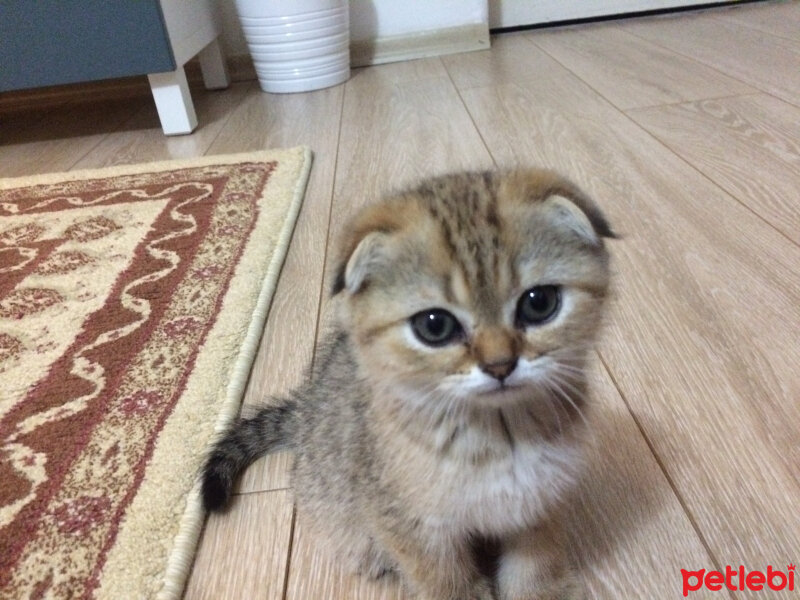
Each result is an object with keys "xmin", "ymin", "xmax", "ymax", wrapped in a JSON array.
[
  {"xmin": 331, "ymin": 201, "xmax": 408, "ymax": 295},
  {"xmin": 334, "ymin": 231, "xmax": 391, "ymax": 294},
  {"xmin": 503, "ymin": 168, "xmax": 616, "ymax": 245},
  {"xmin": 544, "ymin": 174, "xmax": 616, "ymax": 245},
  {"xmin": 543, "ymin": 193, "xmax": 615, "ymax": 245}
]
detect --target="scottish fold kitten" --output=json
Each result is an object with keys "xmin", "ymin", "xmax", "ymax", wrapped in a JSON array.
[{"xmin": 202, "ymin": 168, "xmax": 614, "ymax": 600}]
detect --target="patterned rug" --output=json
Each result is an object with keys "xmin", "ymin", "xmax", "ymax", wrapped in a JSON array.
[{"xmin": 0, "ymin": 148, "xmax": 311, "ymax": 599}]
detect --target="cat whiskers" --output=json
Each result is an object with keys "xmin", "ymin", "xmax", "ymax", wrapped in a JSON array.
[
  {"xmin": 542, "ymin": 365, "xmax": 594, "ymax": 442},
  {"xmin": 546, "ymin": 349, "xmax": 589, "ymax": 369},
  {"xmin": 547, "ymin": 361, "xmax": 584, "ymax": 375},
  {"xmin": 540, "ymin": 393, "xmax": 565, "ymax": 437},
  {"xmin": 410, "ymin": 382, "xmax": 467, "ymax": 442}
]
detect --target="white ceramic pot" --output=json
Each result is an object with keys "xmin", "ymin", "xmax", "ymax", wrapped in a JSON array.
[{"xmin": 235, "ymin": 0, "xmax": 350, "ymax": 93}]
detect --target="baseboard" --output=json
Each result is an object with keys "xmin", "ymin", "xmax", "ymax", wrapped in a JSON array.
[
  {"xmin": 350, "ymin": 23, "xmax": 490, "ymax": 67},
  {"xmin": 0, "ymin": 55, "xmax": 258, "ymax": 115},
  {"xmin": 0, "ymin": 77, "xmax": 152, "ymax": 114}
]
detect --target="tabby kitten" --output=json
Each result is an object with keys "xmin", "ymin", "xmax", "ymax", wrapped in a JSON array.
[{"xmin": 202, "ymin": 168, "xmax": 614, "ymax": 600}]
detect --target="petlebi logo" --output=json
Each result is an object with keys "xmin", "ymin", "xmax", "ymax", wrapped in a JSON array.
[{"xmin": 681, "ymin": 564, "xmax": 796, "ymax": 596}]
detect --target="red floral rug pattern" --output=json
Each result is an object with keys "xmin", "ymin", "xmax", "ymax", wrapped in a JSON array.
[{"xmin": 0, "ymin": 149, "xmax": 310, "ymax": 599}]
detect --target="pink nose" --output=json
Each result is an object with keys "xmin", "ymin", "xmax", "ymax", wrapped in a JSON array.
[{"xmin": 480, "ymin": 358, "xmax": 518, "ymax": 381}]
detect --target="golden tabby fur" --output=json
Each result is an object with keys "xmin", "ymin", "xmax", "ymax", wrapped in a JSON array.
[{"xmin": 202, "ymin": 168, "xmax": 614, "ymax": 600}]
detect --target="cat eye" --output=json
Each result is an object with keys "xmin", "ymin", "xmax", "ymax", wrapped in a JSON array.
[
  {"xmin": 410, "ymin": 309, "xmax": 463, "ymax": 346},
  {"xmin": 516, "ymin": 285, "xmax": 561, "ymax": 326}
]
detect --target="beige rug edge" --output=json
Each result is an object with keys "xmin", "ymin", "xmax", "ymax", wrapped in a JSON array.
[
  {"xmin": 2, "ymin": 148, "xmax": 314, "ymax": 599},
  {"xmin": 155, "ymin": 147, "xmax": 312, "ymax": 600},
  {"xmin": 1, "ymin": 148, "xmax": 312, "ymax": 598}
]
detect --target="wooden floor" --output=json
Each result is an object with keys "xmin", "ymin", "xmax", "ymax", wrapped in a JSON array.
[{"xmin": 2, "ymin": 2, "xmax": 798, "ymax": 598}]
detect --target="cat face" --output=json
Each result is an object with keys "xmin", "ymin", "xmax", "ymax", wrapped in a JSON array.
[{"xmin": 334, "ymin": 169, "xmax": 613, "ymax": 410}]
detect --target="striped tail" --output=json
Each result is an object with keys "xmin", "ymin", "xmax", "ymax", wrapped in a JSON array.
[{"xmin": 201, "ymin": 400, "xmax": 296, "ymax": 511}]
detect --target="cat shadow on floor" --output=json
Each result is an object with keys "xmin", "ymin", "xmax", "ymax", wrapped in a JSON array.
[{"xmin": 565, "ymin": 404, "xmax": 672, "ymax": 569}]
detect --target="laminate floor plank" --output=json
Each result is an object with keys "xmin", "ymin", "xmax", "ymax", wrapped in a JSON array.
[
  {"xmin": 628, "ymin": 93, "xmax": 800, "ymax": 243},
  {"xmin": 184, "ymin": 490, "xmax": 294, "ymax": 600},
  {"xmin": 286, "ymin": 518, "xmax": 412, "ymax": 600},
  {"xmin": 713, "ymin": 0, "xmax": 800, "ymax": 40},
  {"xmin": 0, "ymin": 99, "xmax": 146, "ymax": 176},
  {"xmin": 443, "ymin": 33, "xmax": 571, "ymax": 92},
  {"xmin": 182, "ymin": 84, "xmax": 344, "ymax": 598},
  {"xmin": 207, "ymin": 83, "xmax": 345, "ymax": 494},
  {"xmin": 530, "ymin": 23, "xmax": 754, "ymax": 110},
  {"xmin": 619, "ymin": 10, "xmax": 800, "ymax": 107},
  {"xmin": 73, "ymin": 82, "xmax": 252, "ymax": 169},
  {"xmin": 568, "ymin": 356, "xmax": 713, "ymax": 598}
]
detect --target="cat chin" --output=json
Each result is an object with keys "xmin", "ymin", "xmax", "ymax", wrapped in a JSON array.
[
  {"xmin": 377, "ymin": 380, "xmax": 536, "ymax": 412},
  {"xmin": 463, "ymin": 384, "xmax": 538, "ymax": 409}
]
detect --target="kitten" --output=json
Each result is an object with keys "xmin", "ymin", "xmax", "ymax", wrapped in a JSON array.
[{"xmin": 202, "ymin": 168, "xmax": 614, "ymax": 600}]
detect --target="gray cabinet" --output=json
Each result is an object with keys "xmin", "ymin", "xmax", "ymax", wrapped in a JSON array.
[{"xmin": 0, "ymin": 0, "xmax": 230, "ymax": 135}]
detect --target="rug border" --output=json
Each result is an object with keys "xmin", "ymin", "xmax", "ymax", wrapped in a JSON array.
[
  {"xmin": 0, "ymin": 148, "xmax": 312, "ymax": 598},
  {"xmin": 153, "ymin": 147, "xmax": 313, "ymax": 600}
]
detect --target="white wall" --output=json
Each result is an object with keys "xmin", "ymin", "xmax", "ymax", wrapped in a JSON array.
[
  {"xmin": 218, "ymin": 0, "xmax": 489, "ymax": 55},
  {"xmin": 350, "ymin": 0, "xmax": 487, "ymax": 42},
  {"xmin": 489, "ymin": 0, "xmax": 723, "ymax": 29}
]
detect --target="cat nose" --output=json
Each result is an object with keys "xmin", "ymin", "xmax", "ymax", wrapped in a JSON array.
[{"xmin": 480, "ymin": 357, "xmax": 518, "ymax": 381}]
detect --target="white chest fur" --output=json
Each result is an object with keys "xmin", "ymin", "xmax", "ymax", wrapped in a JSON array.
[
  {"xmin": 387, "ymin": 410, "xmax": 585, "ymax": 537},
  {"xmin": 431, "ymin": 438, "xmax": 581, "ymax": 535}
]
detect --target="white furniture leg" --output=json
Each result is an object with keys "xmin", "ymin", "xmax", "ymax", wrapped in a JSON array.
[
  {"xmin": 147, "ymin": 67, "xmax": 198, "ymax": 136},
  {"xmin": 198, "ymin": 37, "xmax": 231, "ymax": 90}
]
